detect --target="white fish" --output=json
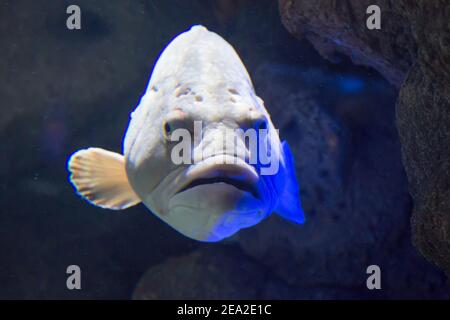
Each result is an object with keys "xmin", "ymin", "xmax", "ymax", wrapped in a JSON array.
[{"xmin": 68, "ymin": 25, "xmax": 304, "ymax": 242}]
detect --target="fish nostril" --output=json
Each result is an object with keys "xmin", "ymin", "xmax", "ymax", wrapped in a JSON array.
[
  {"xmin": 228, "ymin": 88, "xmax": 239, "ymax": 95},
  {"xmin": 175, "ymin": 87, "xmax": 191, "ymax": 98}
]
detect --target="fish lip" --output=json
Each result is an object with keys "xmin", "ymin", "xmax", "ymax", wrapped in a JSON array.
[
  {"xmin": 177, "ymin": 176, "xmax": 260, "ymax": 199},
  {"xmin": 174, "ymin": 155, "xmax": 260, "ymax": 199}
]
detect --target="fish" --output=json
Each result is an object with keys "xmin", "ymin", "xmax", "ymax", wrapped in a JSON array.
[{"xmin": 67, "ymin": 25, "xmax": 304, "ymax": 242}]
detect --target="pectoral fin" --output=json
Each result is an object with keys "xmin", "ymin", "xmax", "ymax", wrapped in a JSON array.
[
  {"xmin": 274, "ymin": 141, "xmax": 305, "ymax": 224},
  {"xmin": 67, "ymin": 148, "xmax": 141, "ymax": 210}
]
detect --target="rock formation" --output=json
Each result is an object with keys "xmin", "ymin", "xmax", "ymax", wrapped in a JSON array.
[{"xmin": 279, "ymin": 0, "xmax": 450, "ymax": 274}]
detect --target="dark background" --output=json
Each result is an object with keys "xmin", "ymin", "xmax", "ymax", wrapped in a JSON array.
[{"xmin": 0, "ymin": 0, "xmax": 448, "ymax": 299}]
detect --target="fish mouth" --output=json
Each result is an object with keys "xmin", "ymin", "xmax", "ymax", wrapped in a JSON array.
[
  {"xmin": 177, "ymin": 176, "xmax": 259, "ymax": 199},
  {"xmin": 175, "ymin": 155, "xmax": 260, "ymax": 199}
]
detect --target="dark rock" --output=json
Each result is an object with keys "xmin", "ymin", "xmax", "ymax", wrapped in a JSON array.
[
  {"xmin": 133, "ymin": 246, "xmax": 377, "ymax": 299},
  {"xmin": 397, "ymin": 66, "xmax": 450, "ymax": 273},
  {"xmin": 132, "ymin": 247, "xmax": 269, "ymax": 300},
  {"xmin": 279, "ymin": 0, "xmax": 450, "ymax": 274},
  {"xmin": 279, "ymin": 0, "xmax": 416, "ymax": 87},
  {"xmin": 396, "ymin": 1, "xmax": 450, "ymax": 276},
  {"xmin": 234, "ymin": 63, "xmax": 449, "ymax": 298}
]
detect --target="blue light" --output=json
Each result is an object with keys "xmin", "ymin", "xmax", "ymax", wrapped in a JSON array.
[{"xmin": 339, "ymin": 76, "xmax": 365, "ymax": 94}]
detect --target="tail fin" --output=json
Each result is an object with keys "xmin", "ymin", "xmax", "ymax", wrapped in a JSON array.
[{"xmin": 67, "ymin": 148, "xmax": 141, "ymax": 210}]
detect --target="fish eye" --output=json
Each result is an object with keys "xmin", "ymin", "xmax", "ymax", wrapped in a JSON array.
[
  {"xmin": 163, "ymin": 121, "xmax": 173, "ymax": 140},
  {"xmin": 163, "ymin": 117, "xmax": 190, "ymax": 141},
  {"xmin": 255, "ymin": 118, "xmax": 268, "ymax": 131}
]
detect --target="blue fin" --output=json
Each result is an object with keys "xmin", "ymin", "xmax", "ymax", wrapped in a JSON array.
[{"xmin": 274, "ymin": 141, "xmax": 305, "ymax": 224}]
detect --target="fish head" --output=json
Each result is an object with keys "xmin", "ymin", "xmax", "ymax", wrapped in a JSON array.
[{"xmin": 125, "ymin": 90, "xmax": 281, "ymax": 242}]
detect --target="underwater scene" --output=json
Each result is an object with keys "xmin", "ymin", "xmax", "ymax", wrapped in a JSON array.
[{"xmin": 1, "ymin": 0, "xmax": 449, "ymax": 299}]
